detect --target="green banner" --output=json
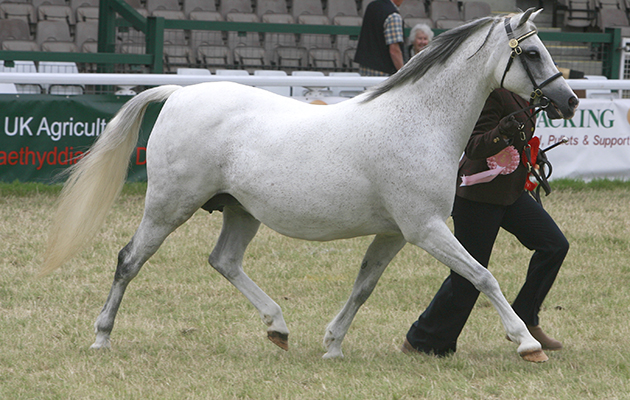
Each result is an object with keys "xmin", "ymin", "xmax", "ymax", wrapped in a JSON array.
[{"xmin": 0, "ymin": 94, "xmax": 161, "ymax": 183}]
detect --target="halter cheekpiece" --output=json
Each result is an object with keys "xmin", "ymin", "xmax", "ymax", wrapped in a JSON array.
[{"xmin": 499, "ymin": 16, "xmax": 563, "ymax": 104}]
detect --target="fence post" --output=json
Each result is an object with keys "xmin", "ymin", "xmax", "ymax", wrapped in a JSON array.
[
  {"xmin": 146, "ymin": 17, "xmax": 164, "ymax": 74},
  {"xmin": 97, "ymin": 0, "xmax": 117, "ymax": 73},
  {"xmin": 605, "ymin": 27, "xmax": 623, "ymax": 79}
]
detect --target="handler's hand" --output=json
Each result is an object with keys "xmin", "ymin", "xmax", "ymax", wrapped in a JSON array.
[{"xmin": 498, "ymin": 115, "xmax": 521, "ymax": 143}]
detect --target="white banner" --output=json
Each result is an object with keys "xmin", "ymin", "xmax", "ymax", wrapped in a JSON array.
[{"xmin": 536, "ymin": 99, "xmax": 630, "ymax": 180}]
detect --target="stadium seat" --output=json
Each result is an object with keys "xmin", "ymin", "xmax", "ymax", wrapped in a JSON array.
[
  {"xmin": 151, "ymin": 9, "xmax": 187, "ymax": 45},
  {"xmin": 226, "ymin": 12, "xmax": 261, "ymax": 50},
  {"xmin": 41, "ymin": 41, "xmax": 79, "ymax": 52},
  {"xmin": 262, "ymin": 13, "xmax": 298, "ymax": 66},
  {"xmin": 290, "ymin": 70, "xmax": 329, "ymax": 97},
  {"xmin": 463, "ymin": 1, "xmax": 491, "ymax": 21},
  {"xmin": 146, "ymin": 0, "xmax": 181, "ymax": 14},
  {"xmin": 399, "ymin": 0, "xmax": 428, "ymax": 19},
  {"xmin": 70, "ymin": 0, "xmax": 99, "ymax": 8},
  {"xmin": 430, "ymin": 1, "xmax": 465, "ymax": 29},
  {"xmin": 298, "ymin": 14, "xmax": 333, "ymax": 50},
  {"xmin": 0, "ymin": 2, "xmax": 37, "ymax": 28},
  {"xmin": 215, "ymin": 69, "xmax": 250, "ymax": 75},
  {"xmin": 220, "ymin": 0, "xmax": 254, "ymax": 16},
  {"xmin": 291, "ymin": 0, "xmax": 325, "ymax": 18},
  {"xmin": 2, "ymin": 39, "xmax": 39, "ymax": 51},
  {"xmin": 597, "ymin": 7, "xmax": 630, "ymax": 30},
  {"xmin": 326, "ymin": 0, "xmax": 359, "ymax": 19},
  {"xmin": 233, "ymin": 45, "xmax": 267, "ymax": 70},
  {"xmin": 176, "ymin": 67, "xmax": 211, "ymax": 74},
  {"xmin": 329, "ymin": 71, "xmax": 364, "ymax": 97},
  {"xmin": 37, "ymin": 3, "xmax": 76, "ymax": 27},
  {"xmin": 32, "ymin": 0, "xmax": 67, "ymax": 9},
  {"xmin": 563, "ymin": 0, "xmax": 596, "ymax": 28},
  {"xmin": 36, "ymin": 19, "xmax": 72, "ymax": 46},
  {"xmin": 197, "ymin": 45, "xmax": 232, "ymax": 71},
  {"xmin": 163, "ymin": 43, "xmax": 193, "ymax": 72},
  {"xmin": 254, "ymin": 69, "xmax": 291, "ymax": 96},
  {"xmin": 0, "ymin": 60, "xmax": 41, "ymax": 94},
  {"xmin": 309, "ymin": 48, "xmax": 341, "ymax": 69},
  {"xmin": 256, "ymin": 0, "xmax": 290, "ymax": 17},
  {"xmin": 0, "ymin": 18, "xmax": 32, "ymax": 43},
  {"xmin": 190, "ymin": 9, "xmax": 225, "ymax": 66},
  {"xmin": 38, "ymin": 61, "xmax": 84, "ymax": 95},
  {"xmin": 75, "ymin": 6, "xmax": 99, "ymax": 22},
  {"xmin": 184, "ymin": 0, "xmax": 218, "ymax": 18},
  {"xmin": 333, "ymin": 15, "xmax": 362, "ymax": 70},
  {"xmin": 0, "ymin": 82, "xmax": 18, "ymax": 94},
  {"xmin": 400, "ymin": 0, "xmax": 433, "ymax": 27},
  {"xmin": 74, "ymin": 20, "xmax": 98, "ymax": 51}
]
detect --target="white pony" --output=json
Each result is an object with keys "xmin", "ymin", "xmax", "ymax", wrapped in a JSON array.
[{"xmin": 44, "ymin": 9, "xmax": 578, "ymax": 362}]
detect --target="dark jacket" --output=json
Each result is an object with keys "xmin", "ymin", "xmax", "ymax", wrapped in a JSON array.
[
  {"xmin": 354, "ymin": 0, "xmax": 402, "ymax": 74},
  {"xmin": 456, "ymin": 89, "xmax": 535, "ymax": 206}
]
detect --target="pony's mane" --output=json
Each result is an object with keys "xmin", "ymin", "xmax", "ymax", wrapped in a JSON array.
[{"xmin": 363, "ymin": 16, "xmax": 499, "ymax": 102}]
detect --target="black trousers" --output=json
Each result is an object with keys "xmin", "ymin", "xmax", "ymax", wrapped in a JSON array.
[{"xmin": 406, "ymin": 192, "xmax": 569, "ymax": 356}]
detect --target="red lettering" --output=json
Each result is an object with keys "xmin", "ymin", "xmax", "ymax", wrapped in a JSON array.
[
  {"xmin": 58, "ymin": 147, "xmax": 69, "ymax": 165},
  {"xmin": 8, "ymin": 151, "xmax": 19, "ymax": 165},
  {"xmin": 46, "ymin": 147, "xmax": 58, "ymax": 165},
  {"xmin": 136, "ymin": 147, "xmax": 146, "ymax": 165}
]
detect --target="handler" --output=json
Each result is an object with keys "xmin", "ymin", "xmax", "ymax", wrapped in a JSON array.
[{"xmin": 402, "ymin": 88, "xmax": 569, "ymax": 356}]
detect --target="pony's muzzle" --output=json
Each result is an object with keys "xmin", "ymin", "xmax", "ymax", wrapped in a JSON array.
[{"xmin": 545, "ymin": 95, "xmax": 579, "ymax": 120}]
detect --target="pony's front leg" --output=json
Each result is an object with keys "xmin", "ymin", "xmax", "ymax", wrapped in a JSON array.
[
  {"xmin": 412, "ymin": 221, "xmax": 547, "ymax": 362},
  {"xmin": 323, "ymin": 234, "xmax": 406, "ymax": 359}
]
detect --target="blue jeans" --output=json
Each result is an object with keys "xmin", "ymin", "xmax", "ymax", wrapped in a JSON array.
[{"xmin": 406, "ymin": 192, "xmax": 569, "ymax": 356}]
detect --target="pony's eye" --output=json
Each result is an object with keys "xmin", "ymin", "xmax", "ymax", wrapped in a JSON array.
[{"xmin": 524, "ymin": 50, "xmax": 540, "ymax": 60}]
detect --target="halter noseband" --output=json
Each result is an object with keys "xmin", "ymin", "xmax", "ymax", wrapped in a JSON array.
[{"xmin": 500, "ymin": 17, "xmax": 563, "ymax": 104}]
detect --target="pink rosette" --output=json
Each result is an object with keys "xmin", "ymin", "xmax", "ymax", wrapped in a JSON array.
[
  {"xmin": 460, "ymin": 146, "xmax": 521, "ymax": 187},
  {"xmin": 487, "ymin": 145, "xmax": 520, "ymax": 175}
]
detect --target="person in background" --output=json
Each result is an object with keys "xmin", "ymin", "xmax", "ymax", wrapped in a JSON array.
[
  {"xmin": 407, "ymin": 23, "xmax": 434, "ymax": 60},
  {"xmin": 354, "ymin": 0, "xmax": 405, "ymax": 76},
  {"xmin": 402, "ymin": 88, "xmax": 569, "ymax": 357}
]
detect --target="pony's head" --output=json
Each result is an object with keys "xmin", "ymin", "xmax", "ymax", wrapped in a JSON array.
[{"xmin": 496, "ymin": 8, "xmax": 578, "ymax": 119}]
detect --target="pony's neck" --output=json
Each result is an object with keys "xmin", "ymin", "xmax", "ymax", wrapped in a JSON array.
[{"xmin": 403, "ymin": 43, "xmax": 498, "ymax": 159}]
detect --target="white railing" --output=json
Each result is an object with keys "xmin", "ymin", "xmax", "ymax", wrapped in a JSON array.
[{"xmin": 1, "ymin": 72, "xmax": 629, "ymax": 89}]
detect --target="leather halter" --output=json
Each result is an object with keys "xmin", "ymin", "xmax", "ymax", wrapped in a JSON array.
[{"xmin": 500, "ymin": 17, "xmax": 563, "ymax": 104}]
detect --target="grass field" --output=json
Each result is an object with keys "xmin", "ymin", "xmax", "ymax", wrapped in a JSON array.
[{"xmin": 1, "ymin": 180, "xmax": 629, "ymax": 399}]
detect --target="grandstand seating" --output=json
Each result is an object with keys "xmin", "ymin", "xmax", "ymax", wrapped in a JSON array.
[
  {"xmin": 430, "ymin": 1, "xmax": 465, "ymax": 29},
  {"xmin": 559, "ymin": 0, "xmax": 596, "ymax": 29},
  {"xmin": 399, "ymin": 0, "xmax": 432, "ymax": 28},
  {"xmin": 0, "ymin": 0, "xmax": 603, "ymax": 77}
]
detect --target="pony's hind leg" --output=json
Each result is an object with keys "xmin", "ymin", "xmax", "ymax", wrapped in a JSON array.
[
  {"xmin": 91, "ymin": 195, "xmax": 201, "ymax": 350},
  {"xmin": 208, "ymin": 206, "xmax": 290, "ymax": 350},
  {"xmin": 323, "ymin": 234, "xmax": 406, "ymax": 358}
]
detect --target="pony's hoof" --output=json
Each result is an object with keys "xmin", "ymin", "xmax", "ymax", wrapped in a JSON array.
[
  {"xmin": 520, "ymin": 349, "xmax": 549, "ymax": 363},
  {"xmin": 90, "ymin": 333, "xmax": 111, "ymax": 350},
  {"xmin": 268, "ymin": 331, "xmax": 289, "ymax": 351},
  {"xmin": 89, "ymin": 342, "xmax": 111, "ymax": 350},
  {"xmin": 322, "ymin": 349, "xmax": 344, "ymax": 359}
]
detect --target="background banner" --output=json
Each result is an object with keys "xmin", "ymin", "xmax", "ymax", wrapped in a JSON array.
[
  {"xmin": 0, "ymin": 94, "xmax": 161, "ymax": 183},
  {"xmin": 535, "ymin": 98, "xmax": 630, "ymax": 180},
  {"xmin": 1, "ymin": 96, "xmax": 628, "ymax": 183}
]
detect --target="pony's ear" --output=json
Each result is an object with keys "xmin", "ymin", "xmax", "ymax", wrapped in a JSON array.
[{"xmin": 518, "ymin": 7, "xmax": 542, "ymax": 26}]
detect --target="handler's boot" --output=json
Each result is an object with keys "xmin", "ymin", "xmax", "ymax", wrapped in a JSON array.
[
  {"xmin": 527, "ymin": 325, "xmax": 563, "ymax": 351},
  {"xmin": 507, "ymin": 325, "xmax": 563, "ymax": 351}
]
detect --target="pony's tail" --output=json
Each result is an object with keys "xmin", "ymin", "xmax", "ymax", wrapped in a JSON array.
[{"xmin": 41, "ymin": 85, "xmax": 182, "ymax": 276}]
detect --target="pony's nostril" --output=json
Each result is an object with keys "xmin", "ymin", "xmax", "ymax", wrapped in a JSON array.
[{"xmin": 568, "ymin": 96, "xmax": 579, "ymax": 109}]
